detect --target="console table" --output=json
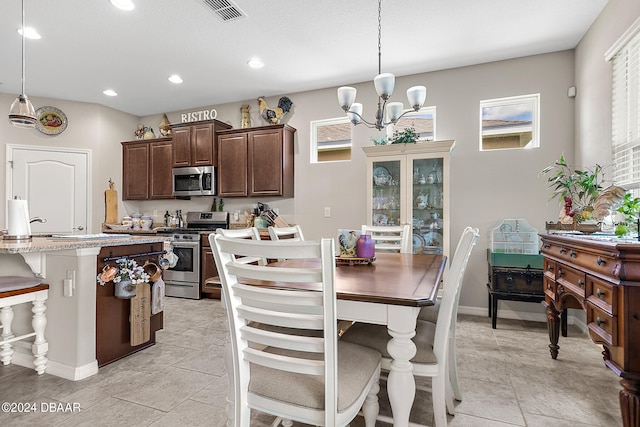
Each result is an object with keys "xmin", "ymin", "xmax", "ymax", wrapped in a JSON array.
[{"xmin": 540, "ymin": 233, "xmax": 640, "ymax": 427}]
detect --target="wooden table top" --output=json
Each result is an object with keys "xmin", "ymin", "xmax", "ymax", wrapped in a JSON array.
[{"xmin": 247, "ymin": 252, "xmax": 446, "ymax": 307}]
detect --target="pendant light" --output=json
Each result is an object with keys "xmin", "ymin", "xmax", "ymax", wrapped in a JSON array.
[
  {"xmin": 337, "ymin": 0, "xmax": 427, "ymax": 130},
  {"xmin": 9, "ymin": 0, "xmax": 37, "ymax": 128}
]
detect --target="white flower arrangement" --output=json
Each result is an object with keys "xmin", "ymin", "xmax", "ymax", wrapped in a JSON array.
[{"xmin": 113, "ymin": 258, "xmax": 149, "ymax": 284}]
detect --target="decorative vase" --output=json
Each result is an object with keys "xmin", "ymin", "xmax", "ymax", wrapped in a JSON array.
[
  {"xmin": 356, "ymin": 234, "xmax": 375, "ymax": 259},
  {"xmin": 114, "ymin": 279, "xmax": 136, "ymax": 299}
]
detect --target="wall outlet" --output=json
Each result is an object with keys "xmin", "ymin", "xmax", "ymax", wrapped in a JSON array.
[{"xmin": 324, "ymin": 207, "xmax": 331, "ymax": 217}]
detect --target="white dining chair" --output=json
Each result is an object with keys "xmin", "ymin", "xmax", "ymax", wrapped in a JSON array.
[
  {"xmin": 216, "ymin": 227, "xmax": 266, "ymax": 266},
  {"xmin": 211, "ymin": 235, "xmax": 381, "ymax": 426},
  {"xmin": 361, "ymin": 224, "xmax": 412, "ymax": 253},
  {"xmin": 340, "ymin": 226, "xmax": 479, "ymax": 427},
  {"xmin": 267, "ymin": 224, "xmax": 305, "ymax": 241}
]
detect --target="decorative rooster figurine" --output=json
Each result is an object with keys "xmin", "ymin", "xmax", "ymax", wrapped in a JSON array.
[{"xmin": 257, "ymin": 96, "xmax": 293, "ymax": 125}]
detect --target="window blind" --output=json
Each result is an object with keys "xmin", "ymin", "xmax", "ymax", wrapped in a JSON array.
[{"xmin": 611, "ymin": 27, "xmax": 640, "ymax": 189}]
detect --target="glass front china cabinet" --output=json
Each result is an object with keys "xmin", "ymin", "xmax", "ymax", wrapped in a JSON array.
[{"xmin": 363, "ymin": 140, "xmax": 454, "ymax": 258}]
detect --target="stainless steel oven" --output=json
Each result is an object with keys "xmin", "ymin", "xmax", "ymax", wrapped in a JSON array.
[
  {"xmin": 163, "ymin": 233, "xmax": 201, "ymax": 299},
  {"xmin": 160, "ymin": 211, "xmax": 228, "ymax": 299}
]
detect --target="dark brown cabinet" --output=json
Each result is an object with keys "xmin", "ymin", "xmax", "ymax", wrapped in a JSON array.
[
  {"xmin": 122, "ymin": 138, "xmax": 173, "ymax": 200},
  {"xmin": 171, "ymin": 119, "xmax": 232, "ymax": 168},
  {"xmin": 217, "ymin": 124, "xmax": 296, "ymax": 197},
  {"xmin": 200, "ymin": 233, "xmax": 221, "ymax": 299}
]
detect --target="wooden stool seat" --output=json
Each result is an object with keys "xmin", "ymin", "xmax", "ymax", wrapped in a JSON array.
[{"xmin": 0, "ymin": 277, "xmax": 49, "ymax": 375}]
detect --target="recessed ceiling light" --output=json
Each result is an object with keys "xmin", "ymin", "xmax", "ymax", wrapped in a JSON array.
[
  {"xmin": 168, "ymin": 74, "xmax": 183, "ymax": 84},
  {"xmin": 247, "ymin": 58, "xmax": 264, "ymax": 69},
  {"xmin": 17, "ymin": 27, "xmax": 41, "ymax": 40},
  {"xmin": 103, "ymin": 89, "xmax": 118, "ymax": 97},
  {"xmin": 109, "ymin": 0, "xmax": 135, "ymax": 11}
]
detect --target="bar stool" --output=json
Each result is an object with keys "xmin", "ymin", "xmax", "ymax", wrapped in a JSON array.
[{"xmin": 0, "ymin": 277, "xmax": 49, "ymax": 375}]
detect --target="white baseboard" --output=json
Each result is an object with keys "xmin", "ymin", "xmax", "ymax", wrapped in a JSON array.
[
  {"xmin": 458, "ymin": 304, "xmax": 588, "ymax": 334},
  {"xmin": 11, "ymin": 349, "xmax": 99, "ymax": 381}
]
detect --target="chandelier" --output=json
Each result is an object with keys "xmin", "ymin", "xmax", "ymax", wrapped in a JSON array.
[
  {"xmin": 8, "ymin": 0, "xmax": 37, "ymax": 128},
  {"xmin": 337, "ymin": 0, "xmax": 426, "ymax": 131}
]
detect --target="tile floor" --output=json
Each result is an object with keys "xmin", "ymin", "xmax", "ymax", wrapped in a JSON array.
[{"xmin": 0, "ymin": 297, "xmax": 623, "ymax": 426}]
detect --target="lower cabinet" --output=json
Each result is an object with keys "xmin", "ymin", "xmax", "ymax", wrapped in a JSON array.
[
  {"xmin": 200, "ymin": 234, "xmax": 221, "ymax": 299},
  {"xmin": 95, "ymin": 243, "xmax": 164, "ymax": 367}
]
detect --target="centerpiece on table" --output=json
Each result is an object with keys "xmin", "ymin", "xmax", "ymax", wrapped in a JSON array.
[{"xmin": 97, "ymin": 258, "xmax": 149, "ymax": 299}]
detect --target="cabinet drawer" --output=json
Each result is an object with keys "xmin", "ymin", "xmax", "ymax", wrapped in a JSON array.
[
  {"xmin": 543, "ymin": 258, "xmax": 556, "ymax": 279},
  {"xmin": 491, "ymin": 268, "xmax": 543, "ymax": 294},
  {"xmin": 543, "ymin": 276, "xmax": 556, "ymax": 300},
  {"xmin": 587, "ymin": 302, "xmax": 617, "ymax": 346},
  {"xmin": 556, "ymin": 263, "xmax": 586, "ymax": 299},
  {"xmin": 586, "ymin": 275, "xmax": 617, "ymax": 315}
]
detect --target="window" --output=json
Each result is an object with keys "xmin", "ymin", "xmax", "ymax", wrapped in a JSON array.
[
  {"xmin": 386, "ymin": 106, "xmax": 436, "ymax": 142},
  {"xmin": 310, "ymin": 117, "xmax": 352, "ymax": 163},
  {"xmin": 608, "ymin": 20, "xmax": 640, "ymax": 190},
  {"xmin": 479, "ymin": 94, "xmax": 540, "ymax": 151}
]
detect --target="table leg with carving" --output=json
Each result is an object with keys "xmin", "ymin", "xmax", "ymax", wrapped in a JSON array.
[
  {"xmin": 544, "ymin": 301, "xmax": 561, "ymax": 359},
  {"xmin": 620, "ymin": 375, "xmax": 640, "ymax": 427}
]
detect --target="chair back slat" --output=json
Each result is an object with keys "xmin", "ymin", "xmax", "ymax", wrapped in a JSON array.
[
  {"xmin": 268, "ymin": 225, "xmax": 305, "ymax": 241},
  {"xmin": 243, "ymin": 347, "xmax": 325, "ymax": 375},
  {"xmin": 240, "ymin": 326, "xmax": 325, "ymax": 352},
  {"xmin": 216, "ymin": 227, "xmax": 267, "ymax": 265},
  {"xmin": 362, "ymin": 224, "xmax": 412, "ymax": 253},
  {"xmin": 237, "ymin": 305, "xmax": 324, "ymax": 330}
]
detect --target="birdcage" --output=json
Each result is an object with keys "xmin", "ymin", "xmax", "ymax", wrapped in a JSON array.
[{"xmin": 490, "ymin": 219, "xmax": 540, "ymax": 255}]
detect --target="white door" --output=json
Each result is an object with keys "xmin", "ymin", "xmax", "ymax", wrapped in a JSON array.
[{"xmin": 7, "ymin": 145, "xmax": 91, "ymax": 234}]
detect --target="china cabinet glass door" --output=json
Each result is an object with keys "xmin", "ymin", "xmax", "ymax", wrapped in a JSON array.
[
  {"xmin": 371, "ymin": 158, "xmax": 402, "ymax": 227},
  {"xmin": 410, "ymin": 157, "xmax": 444, "ymax": 254}
]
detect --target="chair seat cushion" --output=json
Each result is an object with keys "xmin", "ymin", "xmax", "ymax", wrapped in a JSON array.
[
  {"xmin": 0, "ymin": 276, "xmax": 43, "ymax": 293},
  {"xmin": 249, "ymin": 341, "xmax": 380, "ymax": 412},
  {"xmin": 340, "ymin": 319, "xmax": 437, "ymax": 364},
  {"xmin": 418, "ymin": 300, "xmax": 440, "ymax": 324}
]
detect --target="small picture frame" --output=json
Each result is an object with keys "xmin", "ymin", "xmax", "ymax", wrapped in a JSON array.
[{"xmin": 337, "ymin": 229, "xmax": 361, "ymax": 257}]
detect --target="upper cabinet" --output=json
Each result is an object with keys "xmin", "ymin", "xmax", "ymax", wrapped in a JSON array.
[
  {"xmin": 122, "ymin": 138, "xmax": 174, "ymax": 200},
  {"xmin": 217, "ymin": 124, "xmax": 296, "ymax": 198},
  {"xmin": 171, "ymin": 119, "xmax": 232, "ymax": 168}
]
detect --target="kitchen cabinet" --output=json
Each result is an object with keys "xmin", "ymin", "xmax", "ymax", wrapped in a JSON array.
[
  {"xmin": 122, "ymin": 137, "xmax": 174, "ymax": 200},
  {"xmin": 171, "ymin": 119, "xmax": 232, "ymax": 168},
  {"xmin": 217, "ymin": 124, "xmax": 296, "ymax": 197},
  {"xmin": 96, "ymin": 242, "xmax": 164, "ymax": 367},
  {"xmin": 200, "ymin": 233, "xmax": 221, "ymax": 299},
  {"xmin": 363, "ymin": 140, "xmax": 454, "ymax": 257}
]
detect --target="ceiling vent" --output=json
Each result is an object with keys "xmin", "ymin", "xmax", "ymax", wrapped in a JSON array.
[{"xmin": 200, "ymin": 0, "xmax": 246, "ymax": 22}]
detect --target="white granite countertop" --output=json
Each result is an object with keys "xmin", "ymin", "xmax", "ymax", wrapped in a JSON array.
[{"xmin": 0, "ymin": 235, "xmax": 172, "ymax": 254}]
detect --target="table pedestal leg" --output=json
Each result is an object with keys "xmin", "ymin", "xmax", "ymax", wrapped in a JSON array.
[
  {"xmin": 620, "ymin": 376, "xmax": 640, "ymax": 427},
  {"xmin": 545, "ymin": 302, "xmax": 560, "ymax": 359},
  {"xmin": 386, "ymin": 306, "xmax": 418, "ymax": 427}
]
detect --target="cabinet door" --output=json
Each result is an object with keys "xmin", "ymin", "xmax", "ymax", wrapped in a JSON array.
[
  {"xmin": 201, "ymin": 246, "xmax": 221, "ymax": 298},
  {"xmin": 149, "ymin": 140, "xmax": 174, "ymax": 199},
  {"xmin": 249, "ymin": 128, "xmax": 283, "ymax": 196},
  {"xmin": 172, "ymin": 126, "xmax": 191, "ymax": 167},
  {"xmin": 218, "ymin": 133, "xmax": 248, "ymax": 196},
  {"xmin": 369, "ymin": 157, "xmax": 403, "ymax": 228},
  {"xmin": 122, "ymin": 142, "xmax": 149, "ymax": 200},
  {"xmin": 410, "ymin": 156, "xmax": 445, "ymax": 255},
  {"xmin": 192, "ymin": 123, "xmax": 215, "ymax": 166}
]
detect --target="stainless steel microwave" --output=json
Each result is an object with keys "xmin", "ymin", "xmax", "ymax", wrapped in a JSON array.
[{"xmin": 172, "ymin": 166, "xmax": 215, "ymax": 197}]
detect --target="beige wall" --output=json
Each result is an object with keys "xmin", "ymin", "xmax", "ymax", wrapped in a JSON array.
[
  {"xmin": 0, "ymin": 49, "xmax": 578, "ymax": 316},
  {"xmin": 574, "ymin": 0, "xmax": 640, "ymax": 170}
]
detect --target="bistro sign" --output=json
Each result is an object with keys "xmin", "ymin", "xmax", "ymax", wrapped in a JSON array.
[{"xmin": 181, "ymin": 109, "xmax": 218, "ymax": 123}]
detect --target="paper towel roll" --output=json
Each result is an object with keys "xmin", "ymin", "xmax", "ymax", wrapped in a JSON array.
[{"xmin": 7, "ymin": 199, "xmax": 31, "ymax": 237}]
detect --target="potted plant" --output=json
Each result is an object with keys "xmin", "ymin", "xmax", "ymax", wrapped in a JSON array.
[
  {"xmin": 614, "ymin": 193, "xmax": 640, "ymax": 237},
  {"xmin": 540, "ymin": 154, "xmax": 604, "ymax": 223},
  {"xmin": 97, "ymin": 258, "xmax": 150, "ymax": 299},
  {"xmin": 390, "ymin": 127, "xmax": 418, "ymax": 144}
]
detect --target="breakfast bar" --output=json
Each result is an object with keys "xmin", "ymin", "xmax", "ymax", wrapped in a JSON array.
[{"xmin": 0, "ymin": 234, "xmax": 171, "ymax": 380}]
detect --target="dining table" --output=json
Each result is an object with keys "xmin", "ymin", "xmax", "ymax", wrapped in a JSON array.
[{"xmin": 226, "ymin": 251, "xmax": 447, "ymax": 426}]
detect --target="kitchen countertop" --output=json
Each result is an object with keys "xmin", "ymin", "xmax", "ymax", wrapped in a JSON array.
[{"xmin": 0, "ymin": 235, "xmax": 172, "ymax": 254}]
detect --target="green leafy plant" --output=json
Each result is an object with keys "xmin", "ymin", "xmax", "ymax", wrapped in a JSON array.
[
  {"xmin": 390, "ymin": 127, "xmax": 418, "ymax": 144},
  {"xmin": 540, "ymin": 154, "xmax": 604, "ymax": 222},
  {"xmin": 614, "ymin": 193, "xmax": 640, "ymax": 237},
  {"xmin": 371, "ymin": 136, "xmax": 387, "ymax": 145}
]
